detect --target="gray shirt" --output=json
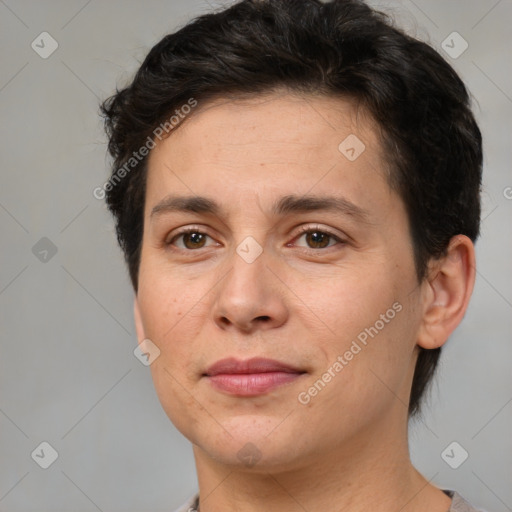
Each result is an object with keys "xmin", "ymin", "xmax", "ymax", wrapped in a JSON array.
[{"xmin": 173, "ymin": 490, "xmax": 485, "ymax": 512}]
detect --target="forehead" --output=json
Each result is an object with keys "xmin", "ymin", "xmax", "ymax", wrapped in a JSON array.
[
  {"xmin": 157, "ymin": 91, "xmax": 380, "ymax": 153},
  {"xmin": 144, "ymin": 91, "xmax": 391, "ymax": 215}
]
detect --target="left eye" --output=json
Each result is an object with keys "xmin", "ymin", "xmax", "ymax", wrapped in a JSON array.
[{"xmin": 294, "ymin": 230, "xmax": 341, "ymax": 249}]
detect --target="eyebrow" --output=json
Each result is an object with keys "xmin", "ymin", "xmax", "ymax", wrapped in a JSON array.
[{"xmin": 150, "ymin": 193, "xmax": 369, "ymax": 221}]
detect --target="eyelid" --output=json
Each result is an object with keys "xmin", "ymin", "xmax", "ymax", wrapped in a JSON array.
[
  {"xmin": 165, "ymin": 223, "xmax": 347, "ymax": 251},
  {"xmin": 166, "ymin": 225, "xmax": 218, "ymax": 247},
  {"xmin": 292, "ymin": 224, "xmax": 346, "ymax": 243}
]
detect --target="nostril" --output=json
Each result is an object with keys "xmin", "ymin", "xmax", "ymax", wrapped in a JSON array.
[{"xmin": 257, "ymin": 316, "xmax": 271, "ymax": 322}]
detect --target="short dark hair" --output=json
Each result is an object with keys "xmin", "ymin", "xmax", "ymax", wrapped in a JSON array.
[{"xmin": 101, "ymin": 0, "xmax": 482, "ymax": 416}]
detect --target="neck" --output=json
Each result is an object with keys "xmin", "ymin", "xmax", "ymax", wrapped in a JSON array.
[{"xmin": 191, "ymin": 405, "xmax": 451, "ymax": 512}]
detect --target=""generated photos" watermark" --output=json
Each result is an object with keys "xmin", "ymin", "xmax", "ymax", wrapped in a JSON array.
[{"xmin": 298, "ymin": 301, "xmax": 403, "ymax": 405}]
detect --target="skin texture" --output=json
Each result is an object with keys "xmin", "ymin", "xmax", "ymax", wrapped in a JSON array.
[{"xmin": 134, "ymin": 91, "xmax": 475, "ymax": 512}]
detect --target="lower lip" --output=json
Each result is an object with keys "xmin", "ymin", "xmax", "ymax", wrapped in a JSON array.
[{"xmin": 206, "ymin": 372, "xmax": 303, "ymax": 396}]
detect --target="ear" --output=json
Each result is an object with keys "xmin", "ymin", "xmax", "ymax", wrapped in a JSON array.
[
  {"xmin": 417, "ymin": 235, "xmax": 476, "ymax": 350},
  {"xmin": 134, "ymin": 296, "xmax": 146, "ymax": 345}
]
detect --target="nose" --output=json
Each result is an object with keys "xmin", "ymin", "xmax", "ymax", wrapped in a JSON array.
[{"xmin": 212, "ymin": 248, "xmax": 289, "ymax": 334}]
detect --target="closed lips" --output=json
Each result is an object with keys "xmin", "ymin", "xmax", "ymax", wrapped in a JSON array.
[
  {"xmin": 204, "ymin": 357, "xmax": 305, "ymax": 376},
  {"xmin": 204, "ymin": 357, "xmax": 307, "ymax": 396}
]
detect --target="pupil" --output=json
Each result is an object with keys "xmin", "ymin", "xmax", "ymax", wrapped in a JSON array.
[
  {"xmin": 185, "ymin": 232, "xmax": 205, "ymax": 248},
  {"xmin": 307, "ymin": 231, "xmax": 329, "ymax": 248}
]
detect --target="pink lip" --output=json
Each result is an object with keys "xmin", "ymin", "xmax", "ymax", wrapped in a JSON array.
[{"xmin": 204, "ymin": 357, "xmax": 306, "ymax": 396}]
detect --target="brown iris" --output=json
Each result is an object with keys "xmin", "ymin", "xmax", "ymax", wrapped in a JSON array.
[
  {"xmin": 304, "ymin": 231, "xmax": 331, "ymax": 249},
  {"xmin": 182, "ymin": 232, "xmax": 207, "ymax": 249}
]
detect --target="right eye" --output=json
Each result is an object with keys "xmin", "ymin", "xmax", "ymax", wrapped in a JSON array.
[{"xmin": 167, "ymin": 228, "xmax": 218, "ymax": 250}]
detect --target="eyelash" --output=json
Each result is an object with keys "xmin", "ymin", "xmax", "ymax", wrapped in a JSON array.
[
  {"xmin": 166, "ymin": 227, "xmax": 216, "ymax": 250},
  {"xmin": 166, "ymin": 225, "xmax": 345, "ymax": 252},
  {"xmin": 290, "ymin": 225, "xmax": 345, "ymax": 251}
]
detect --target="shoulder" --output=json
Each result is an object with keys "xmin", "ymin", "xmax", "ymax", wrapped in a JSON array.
[
  {"xmin": 444, "ymin": 490, "xmax": 488, "ymax": 512},
  {"xmin": 172, "ymin": 493, "xmax": 199, "ymax": 512}
]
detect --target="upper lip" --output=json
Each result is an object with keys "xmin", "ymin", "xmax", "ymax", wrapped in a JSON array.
[{"xmin": 204, "ymin": 357, "xmax": 305, "ymax": 376}]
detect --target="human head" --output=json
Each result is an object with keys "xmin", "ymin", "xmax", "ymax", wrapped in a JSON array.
[{"xmin": 101, "ymin": 0, "xmax": 482, "ymax": 417}]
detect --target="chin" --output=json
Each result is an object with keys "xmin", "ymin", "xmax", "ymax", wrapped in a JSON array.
[
  {"xmin": 186, "ymin": 415, "xmax": 311, "ymax": 472},
  {"xmin": 197, "ymin": 437, "xmax": 305, "ymax": 473}
]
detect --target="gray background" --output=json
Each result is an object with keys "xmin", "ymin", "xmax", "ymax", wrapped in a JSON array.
[{"xmin": 0, "ymin": 0, "xmax": 510, "ymax": 511}]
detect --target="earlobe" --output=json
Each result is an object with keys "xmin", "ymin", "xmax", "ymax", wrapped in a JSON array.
[
  {"xmin": 417, "ymin": 235, "xmax": 476, "ymax": 350},
  {"xmin": 133, "ymin": 297, "xmax": 146, "ymax": 344}
]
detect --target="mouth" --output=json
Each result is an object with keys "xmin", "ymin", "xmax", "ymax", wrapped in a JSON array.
[{"xmin": 203, "ymin": 357, "xmax": 307, "ymax": 396}]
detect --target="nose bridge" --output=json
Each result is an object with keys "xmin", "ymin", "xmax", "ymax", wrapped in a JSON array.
[
  {"xmin": 222, "ymin": 240, "xmax": 270, "ymax": 307},
  {"xmin": 212, "ymin": 239, "xmax": 287, "ymax": 331}
]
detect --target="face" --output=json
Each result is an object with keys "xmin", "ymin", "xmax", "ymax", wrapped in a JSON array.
[{"xmin": 134, "ymin": 91, "xmax": 426, "ymax": 472}]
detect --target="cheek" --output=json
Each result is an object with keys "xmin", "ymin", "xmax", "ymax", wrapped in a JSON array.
[
  {"xmin": 293, "ymin": 264, "xmax": 418, "ymax": 403},
  {"xmin": 137, "ymin": 274, "xmax": 208, "ymax": 433},
  {"xmin": 137, "ymin": 271, "xmax": 196, "ymax": 359},
  {"xmin": 289, "ymin": 263, "xmax": 400, "ymax": 337}
]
